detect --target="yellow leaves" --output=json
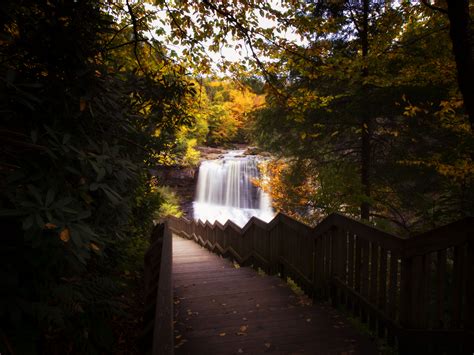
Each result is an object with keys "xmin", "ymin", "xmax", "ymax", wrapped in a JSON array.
[
  {"xmin": 219, "ymin": 332, "xmax": 226, "ymax": 337},
  {"xmin": 398, "ymin": 158, "xmax": 474, "ymax": 181},
  {"xmin": 59, "ymin": 228, "xmax": 70, "ymax": 242},
  {"xmin": 403, "ymin": 103, "xmax": 424, "ymax": 117}
]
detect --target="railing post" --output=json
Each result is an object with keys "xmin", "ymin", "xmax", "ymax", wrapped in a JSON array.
[
  {"xmin": 466, "ymin": 235, "xmax": 474, "ymax": 354},
  {"xmin": 330, "ymin": 227, "xmax": 346, "ymax": 308},
  {"xmin": 313, "ymin": 235, "xmax": 324, "ymax": 299},
  {"xmin": 399, "ymin": 255, "xmax": 415, "ymax": 354}
]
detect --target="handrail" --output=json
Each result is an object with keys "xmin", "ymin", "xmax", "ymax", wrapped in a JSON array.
[
  {"xmin": 168, "ymin": 213, "xmax": 474, "ymax": 354},
  {"xmin": 143, "ymin": 223, "xmax": 173, "ymax": 355}
]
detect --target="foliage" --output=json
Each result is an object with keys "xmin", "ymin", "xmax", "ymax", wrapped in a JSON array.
[
  {"xmin": 0, "ymin": 0, "xmax": 195, "ymax": 353},
  {"xmin": 201, "ymin": 79, "xmax": 266, "ymax": 146},
  {"xmin": 250, "ymin": 2, "xmax": 474, "ymax": 233},
  {"xmin": 155, "ymin": 185, "xmax": 183, "ymax": 219}
]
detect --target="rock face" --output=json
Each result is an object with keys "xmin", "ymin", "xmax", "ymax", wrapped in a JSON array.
[
  {"xmin": 151, "ymin": 165, "xmax": 198, "ymax": 217},
  {"xmin": 195, "ymin": 146, "xmax": 226, "ymax": 161}
]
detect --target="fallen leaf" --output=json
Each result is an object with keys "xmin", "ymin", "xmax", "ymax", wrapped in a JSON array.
[
  {"xmin": 239, "ymin": 325, "xmax": 248, "ymax": 332},
  {"xmin": 306, "ymin": 318, "xmax": 311, "ymax": 322},
  {"xmin": 242, "ymin": 317, "xmax": 247, "ymax": 321},
  {"xmin": 219, "ymin": 332, "xmax": 226, "ymax": 337},
  {"xmin": 90, "ymin": 242, "xmax": 100, "ymax": 252},
  {"xmin": 238, "ymin": 349, "xmax": 244, "ymax": 353},
  {"xmin": 264, "ymin": 342, "xmax": 271, "ymax": 349}
]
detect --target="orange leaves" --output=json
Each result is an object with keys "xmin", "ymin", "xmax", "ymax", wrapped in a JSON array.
[
  {"xmin": 44, "ymin": 222, "xmax": 57, "ymax": 230},
  {"xmin": 59, "ymin": 228, "xmax": 70, "ymax": 242}
]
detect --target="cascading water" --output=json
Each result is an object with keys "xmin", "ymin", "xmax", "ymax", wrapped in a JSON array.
[{"xmin": 193, "ymin": 150, "xmax": 274, "ymax": 227}]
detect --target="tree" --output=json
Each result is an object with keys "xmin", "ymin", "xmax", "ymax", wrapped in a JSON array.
[
  {"xmin": 421, "ymin": 0, "xmax": 474, "ymax": 129},
  {"xmin": 0, "ymin": 0, "xmax": 196, "ymax": 352}
]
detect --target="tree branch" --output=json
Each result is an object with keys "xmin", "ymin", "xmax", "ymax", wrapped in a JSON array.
[{"xmin": 420, "ymin": 0, "xmax": 448, "ymax": 14}]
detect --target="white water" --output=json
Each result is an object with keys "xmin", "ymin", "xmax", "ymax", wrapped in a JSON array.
[{"xmin": 193, "ymin": 150, "xmax": 274, "ymax": 227}]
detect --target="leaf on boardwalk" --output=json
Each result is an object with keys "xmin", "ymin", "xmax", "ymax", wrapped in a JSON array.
[
  {"xmin": 264, "ymin": 342, "xmax": 271, "ymax": 349},
  {"xmin": 236, "ymin": 324, "xmax": 248, "ymax": 336},
  {"xmin": 306, "ymin": 318, "xmax": 311, "ymax": 322},
  {"xmin": 238, "ymin": 349, "xmax": 244, "ymax": 353},
  {"xmin": 174, "ymin": 339, "xmax": 187, "ymax": 349},
  {"xmin": 219, "ymin": 332, "xmax": 226, "ymax": 337}
]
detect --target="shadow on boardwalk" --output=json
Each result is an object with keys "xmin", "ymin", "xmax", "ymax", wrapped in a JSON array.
[{"xmin": 173, "ymin": 235, "xmax": 378, "ymax": 355}]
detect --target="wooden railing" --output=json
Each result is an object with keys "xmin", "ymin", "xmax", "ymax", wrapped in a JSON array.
[
  {"xmin": 168, "ymin": 213, "xmax": 474, "ymax": 354},
  {"xmin": 143, "ymin": 223, "xmax": 173, "ymax": 355}
]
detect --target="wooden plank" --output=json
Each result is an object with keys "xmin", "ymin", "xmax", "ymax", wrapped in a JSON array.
[
  {"xmin": 452, "ymin": 246, "xmax": 463, "ymax": 328},
  {"xmin": 152, "ymin": 225, "xmax": 173, "ymax": 355},
  {"xmin": 355, "ymin": 235, "xmax": 362, "ymax": 294},
  {"xmin": 467, "ymin": 239, "xmax": 474, "ymax": 331},
  {"xmin": 399, "ymin": 256, "xmax": 412, "ymax": 328},
  {"xmin": 410, "ymin": 255, "xmax": 424, "ymax": 328},
  {"xmin": 388, "ymin": 251, "xmax": 398, "ymax": 321},
  {"xmin": 404, "ymin": 218, "xmax": 473, "ymax": 257},
  {"xmin": 314, "ymin": 237, "xmax": 324, "ymax": 296},
  {"xmin": 369, "ymin": 243, "xmax": 379, "ymax": 330},
  {"xmin": 314, "ymin": 213, "xmax": 405, "ymax": 251},
  {"xmin": 423, "ymin": 253, "xmax": 432, "ymax": 328},
  {"xmin": 360, "ymin": 238, "xmax": 369, "ymax": 322},
  {"xmin": 173, "ymin": 236, "xmax": 379, "ymax": 355},
  {"xmin": 378, "ymin": 248, "xmax": 388, "ymax": 312},
  {"xmin": 348, "ymin": 233, "xmax": 355, "ymax": 289},
  {"xmin": 435, "ymin": 249, "xmax": 447, "ymax": 328},
  {"xmin": 370, "ymin": 243, "xmax": 379, "ymax": 304},
  {"xmin": 360, "ymin": 239, "xmax": 369, "ymax": 298},
  {"xmin": 323, "ymin": 232, "xmax": 331, "ymax": 299}
]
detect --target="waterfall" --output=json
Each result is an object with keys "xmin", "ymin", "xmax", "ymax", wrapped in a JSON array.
[{"xmin": 193, "ymin": 150, "xmax": 274, "ymax": 227}]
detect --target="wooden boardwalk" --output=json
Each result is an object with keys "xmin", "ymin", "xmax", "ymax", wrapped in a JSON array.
[{"xmin": 172, "ymin": 235, "xmax": 378, "ymax": 355}]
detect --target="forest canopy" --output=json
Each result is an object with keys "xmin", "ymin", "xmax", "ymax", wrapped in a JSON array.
[{"xmin": 0, "ymin": 0, "xmax": 473, "ymax": 353}]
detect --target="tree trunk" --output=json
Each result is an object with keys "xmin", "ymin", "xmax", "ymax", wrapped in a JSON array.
[
  {"xmin": 445, "ymin": 0, "xmax": 474, "ymax": 130},
  {"xmin": 360, "ymin": 0, "xmax": 371, "ymax": 220}
]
